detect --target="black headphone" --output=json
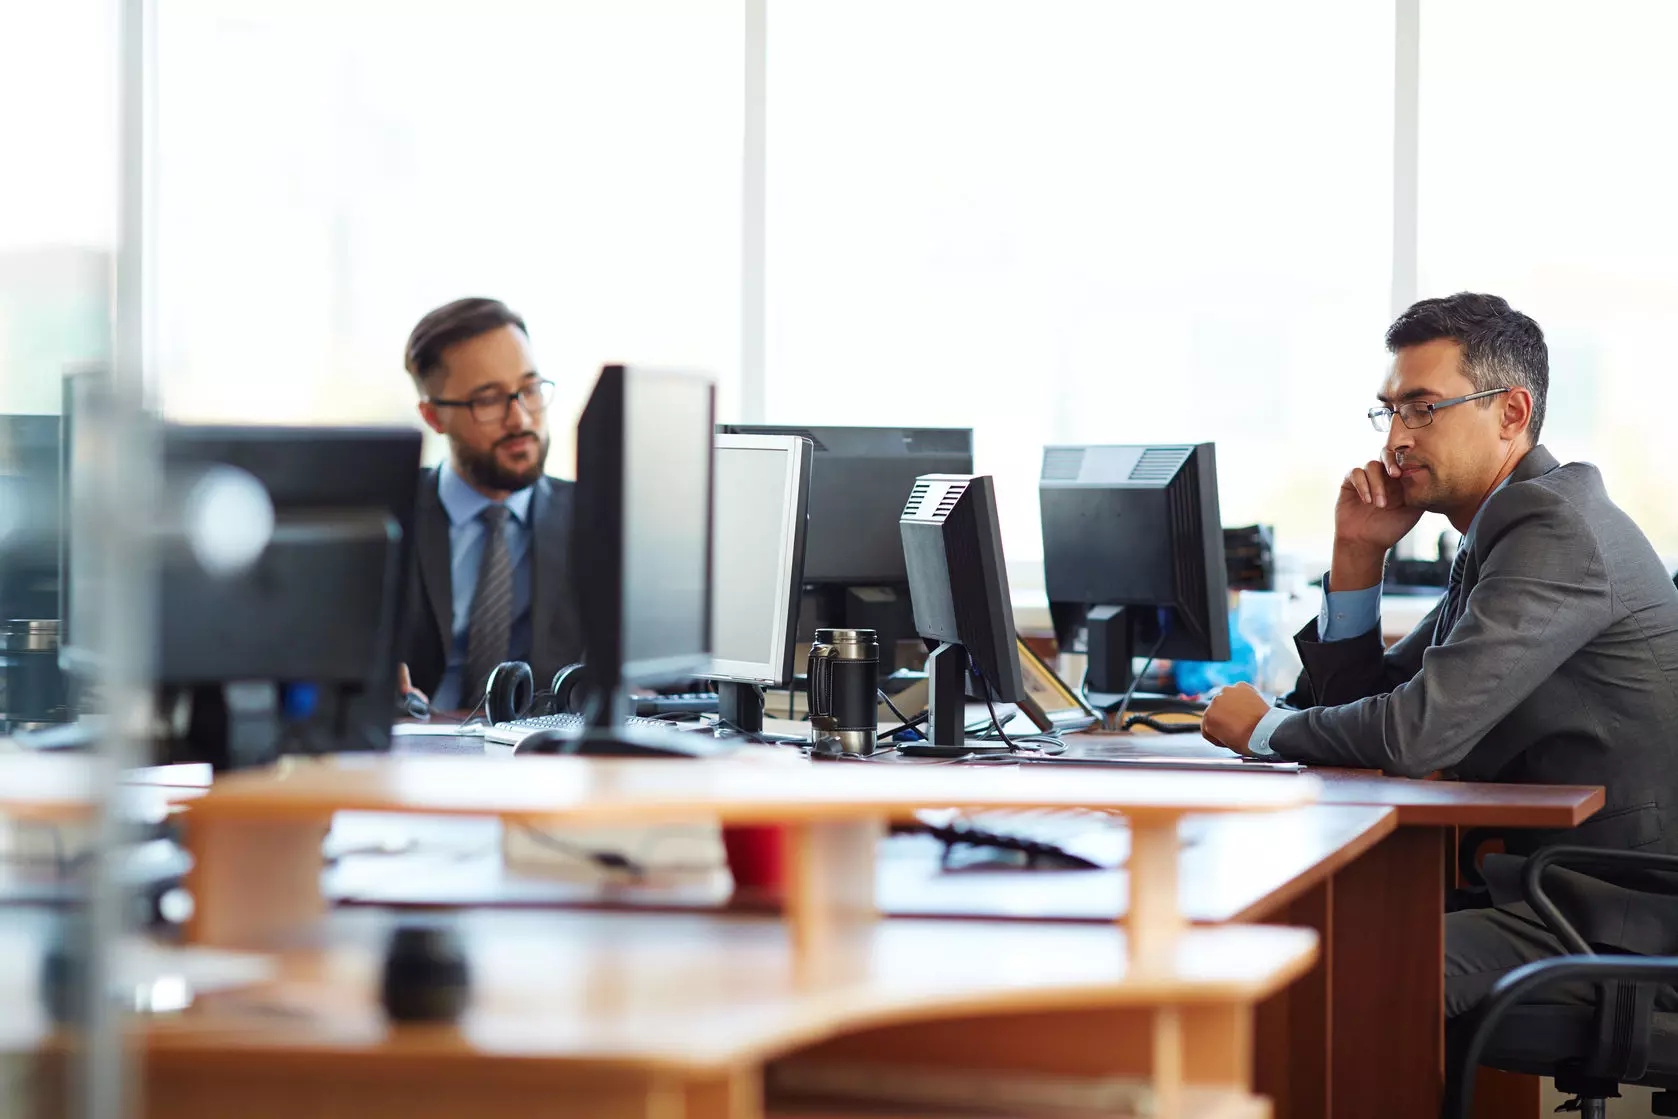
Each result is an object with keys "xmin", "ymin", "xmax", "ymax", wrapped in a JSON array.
[
  {"xmin": 483, "ymin": 661, "xmax": 535, "ymax": 724},
  {"xmin": 550, "ymin": 663, "xmax": 591, "ymax": 715}
]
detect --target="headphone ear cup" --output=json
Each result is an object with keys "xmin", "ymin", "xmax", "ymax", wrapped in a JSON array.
[
  {"xmin": 485, "ymin": 661, "xmax": 535, "ymax": 723},
  {"xmin": 549, "ymin": 663, "xmax": 589, "ymax": 715}
]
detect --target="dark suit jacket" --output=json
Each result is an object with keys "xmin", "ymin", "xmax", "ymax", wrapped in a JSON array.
[
  {"xmin": 1271, "ymin": 445, "xmax": 1678, "ymax": 954},
  {"xmin": 399, "ymin": 468, "xmax": 585, "ymax": 702}
]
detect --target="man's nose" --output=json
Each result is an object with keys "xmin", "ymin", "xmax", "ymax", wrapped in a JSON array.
[
  {"xmin": 503, "ymin": 398, "xmax": 535, "ymax": 431},
  {"xmin": 1385, "ymin": 420, "xmax": 1414, "ymax": 459}
]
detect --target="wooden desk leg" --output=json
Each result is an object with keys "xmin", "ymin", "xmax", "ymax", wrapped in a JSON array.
[
  {"xmin": 1330, "ymin": 826, "xmax": 1445, "ymax": 1118},
  {"xmin": 183, "ymin": 815, "xmax": 329, "ymax": 947},
  {"xmin": 1472, "ymin": 1069, "xmax": 1543, "ymax": 1118},
  {"xmin": 1127, "ymin": 815, "xmax": 1183, "ymax": 972},
  {"xmin": 1254, "ymin": 878, "xmax": 1331, "ymax": 1119},
  {"xmin": 783, "ymin": 817, "xmax": 879, "ymax": 985}
]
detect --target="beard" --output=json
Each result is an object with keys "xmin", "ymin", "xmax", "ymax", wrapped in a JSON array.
[{"xmin": 455, "ymin": 431, "xmax": 549, "ymax": 493}]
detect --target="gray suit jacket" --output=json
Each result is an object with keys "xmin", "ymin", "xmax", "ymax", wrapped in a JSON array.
[
  {"xmin": 398, "ymin": 468, "xmax": 585, "ymax": 701},
  {"xmin": 1271, "ymin": 446, "xmax": 1678, "ymax": 954}
]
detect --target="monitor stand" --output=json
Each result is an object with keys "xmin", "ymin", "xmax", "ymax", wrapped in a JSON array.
[
  {"xmin": 715, "ymin": 681, "xmax": 764, "ymax": 735},
  {"xmin": 908, "ymin": 641, "xmax": 1010, "ymax": 756},
  {"xmin": 1084, "ymin": 604, "xmax": 1138, "ymax": 695}
]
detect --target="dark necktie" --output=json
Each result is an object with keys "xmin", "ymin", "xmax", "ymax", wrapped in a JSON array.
[
  {"xmin": 1432, "ymin": 543, "xmax": 1471, "ymax": 646},
  {"xmin": 464, "ymin": 504, "xmax": 513, "ymax": 705}
]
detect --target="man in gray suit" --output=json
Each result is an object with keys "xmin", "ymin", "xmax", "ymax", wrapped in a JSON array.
[
  {"xmin": 395, "ymin": 298, "xmax": 583, "ymax": 712},
  {"xmin": 1204, "ymin": 292, "xmax": 1678, "ymax": 1016}
]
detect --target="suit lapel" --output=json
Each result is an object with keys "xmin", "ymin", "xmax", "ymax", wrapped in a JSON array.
[
  {"xmin": 1436, "ymin": 446, "xmax": 1561, "ymax": 645},
  {"xmin": 414, "ymin": 468, "xmax": 454, "ymax": 659}
]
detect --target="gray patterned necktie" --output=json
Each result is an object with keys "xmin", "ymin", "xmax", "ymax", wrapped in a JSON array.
[
  {"xmin": 464, "ymin": 503, "xmax": 513, "ymax": 705},
  {"xmin": 1432, "ymin": 543, "xmax": 1471, "ymax": 646}
]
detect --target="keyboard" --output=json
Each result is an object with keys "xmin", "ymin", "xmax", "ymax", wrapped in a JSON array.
[
  {"xmin": 911, "ymin": 808, "xmax": 1130, "ymax": 870},
  {"xmin": 482, "ymin": 712, "xmax": 686, "ymax": 749},
  {"xmin": 633, "ymin": 692, "xmax": 720, "ymax": 717}
]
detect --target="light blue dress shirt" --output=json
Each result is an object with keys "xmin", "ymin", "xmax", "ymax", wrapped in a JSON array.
[
  {"xmin": 1247, "ymin": 476, "xmax": 1511, "ymax": 757},
  {"xmin": 431, "ymin": 462, "xmax": 536, "ymax": 710}
]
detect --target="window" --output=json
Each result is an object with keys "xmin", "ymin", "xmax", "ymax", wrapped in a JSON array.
[
  {"xmin": 1419, "ymin": 0, "xmax": 1678, "ymax": 557},
  {"xmin": 152, "ymin": 0, "xmax": 743, "ymax": 470},
  {"xmin": 0, "ymin": 0, "xmax": 116, "ymax": 416},
  {"xmin": 767, "ymin": 0, "xmax": 1395, "ymax": 580}
]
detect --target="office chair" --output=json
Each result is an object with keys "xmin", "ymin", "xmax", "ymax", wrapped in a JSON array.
[{"xmin": 1448, "ymin": 846, "xmax": 1678, "ymax": 1119}]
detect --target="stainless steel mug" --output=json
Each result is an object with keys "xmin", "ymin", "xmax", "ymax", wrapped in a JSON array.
[{"xmin": 806, "ymin": 627, "xmax": 879, "ymax": 756}]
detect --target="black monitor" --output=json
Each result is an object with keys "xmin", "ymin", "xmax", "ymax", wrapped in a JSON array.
[
  {"xmin": 717, "ymin": 424, "xmax": 972, "ymax": 672},
  {"xmin": 573, "ymin": 364, "xmax": 715, "ymax": 731},
  {"xmin": 153, "ymin": 425, "xmax": 422, "ymax": 769},
  {"xmin": 1039, "ymin": 443, "xmax": 1229, "ymax": 702},
  {"xmin": 901, "ymin": 473, "xmax": 1032, "ymax": 749}
]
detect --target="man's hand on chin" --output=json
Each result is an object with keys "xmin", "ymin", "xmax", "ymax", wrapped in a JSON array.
[{"xmin": 1202, "ymin": 682, "xmax": 1272, "ymax": 757}]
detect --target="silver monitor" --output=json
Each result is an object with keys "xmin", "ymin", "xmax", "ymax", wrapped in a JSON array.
[{"xmin": 702, "ymin": 434, "xmax": 812, "ymax": 727}]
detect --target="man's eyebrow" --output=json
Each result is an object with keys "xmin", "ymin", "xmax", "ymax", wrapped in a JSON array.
[
  {"xmin": 464, "ymin": 373, "xmax": 539, "ymax": 396},
  {"xmin": 1375, "ymin": 387, "xmax": 1442, "ymax": 405}
]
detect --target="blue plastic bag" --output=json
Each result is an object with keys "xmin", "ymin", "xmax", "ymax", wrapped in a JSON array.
[{"xmin": 1172, "ymin": 609, "xmax": 1257, "ymax": 697}]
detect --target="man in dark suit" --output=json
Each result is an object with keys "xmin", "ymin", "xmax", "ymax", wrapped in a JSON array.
[
  {"xmin": 396, "ymin": 297, "xmax": 583, "ymax": 712},
  {"xmin": 1203, "ymin": 292, "xmax": 1678, "ymax": 1017}
]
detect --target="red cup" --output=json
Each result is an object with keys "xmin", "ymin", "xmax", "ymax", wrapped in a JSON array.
[{"xmin": 721, "ymin": 824, "xmax": 787, "ymax": 899}]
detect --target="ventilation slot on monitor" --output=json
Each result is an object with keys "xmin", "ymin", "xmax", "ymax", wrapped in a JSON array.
[
  {"xmin": 1167, "ymin": 469, "xmax": 1210, "ymax": 643},
  {"xmin": 934, "ymin": 487, "xmax": 963, "ymax": 518},
  {"xmin": 1129, "ymin": 446, "xmax": 1193, "ymax": 484},
  {"xmin": 1041, "ymin": 447, "xmax": 1085, "ymax": 481},
  {"xmin": 903, "ymin": 480, "xmax": 933, "ymax": 516}
]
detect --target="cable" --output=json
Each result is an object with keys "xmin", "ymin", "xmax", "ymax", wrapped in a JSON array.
[
  {"xmin": 1122, "ymin": 714, "xmax": 1203, "ymax": 735},
  {"xmin": 969, "ymin": 652, "xmax": 1021, "ymax": 751},
  {"xmin": 1108, "ymin": 627, "xmax": 1172, "ymax": 730},
  {"xmin": 513, "ymin": 824, "xmax": 644, "ymax": 875},
  {"xmin": 877, "ymin": 688, "xmax": 914, "ymax": 728},
  {"xmin": 876, "ymin": 711, "xmax": 929, "ymax": 744}
]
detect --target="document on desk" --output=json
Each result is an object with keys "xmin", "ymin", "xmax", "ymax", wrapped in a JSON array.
[{"xmin": 1021, "ymin": 745, "xmax": 1305, "ymax": 773}]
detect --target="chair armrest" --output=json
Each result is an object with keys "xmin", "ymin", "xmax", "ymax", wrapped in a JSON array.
[
  {"xmin": 1451, "ymin": 955, "xmax": 1678, "ymax": 1119},
  {"xmin": 1521, "ymin": 846, "xmax": 1678, "ymax": 955}
]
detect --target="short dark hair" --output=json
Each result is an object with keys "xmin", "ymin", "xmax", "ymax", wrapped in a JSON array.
[
  {"xmin": 404, "ymin": 297, "xmax": 528, "ymax": 392},
  {"xmin": 1384, "ymin": 292, "xmax": 1549, "ymax": 443}
]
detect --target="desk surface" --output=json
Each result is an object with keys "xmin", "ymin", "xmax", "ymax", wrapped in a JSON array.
[
  {"xmin": 181, "ymin": 754, "xmax": 1320, "ymax": 825},
  {"xmin": 7, "ymin": 909, "xmax": 1315, "ymax": 1074},
  {"xmin": 328, "ymin": 804, "xmax": 1397, "ymax": 927},
  {"xmin": 1308, "ymin": 768, "xmax": 1603, "ymax": 827}
]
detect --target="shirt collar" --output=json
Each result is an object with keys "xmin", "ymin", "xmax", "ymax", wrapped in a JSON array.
[{"xmin": 438, "ymin": 460, "xmax": 536, "ymax": 527}]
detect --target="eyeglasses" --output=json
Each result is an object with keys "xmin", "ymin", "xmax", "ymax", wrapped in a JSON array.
[
  {"xmin": 1368, "ymin": 387, "xmax": 1509, "ymax": 432},
  {"xmin": 428, "ymin": 379, "xmax": 555, "ymax": 425}
]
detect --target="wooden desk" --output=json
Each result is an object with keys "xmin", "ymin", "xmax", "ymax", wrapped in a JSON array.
[
  {"xmin": 24, "ymin": 908, "xmax": 1314, "ymax": 1119},
  {"xmin": 328, "ymin": 804, "xmax": 1396, "ymax": 927},
  {"xmin": 178, "ymin": 755, "xmax": 1318, "ymax": 977},
  {"xmin": 1254, "ymin": 769, "xmax": 1601, "ymax": 1119}
]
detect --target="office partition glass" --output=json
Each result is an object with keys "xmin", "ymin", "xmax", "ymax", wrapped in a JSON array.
[{"xmin": 765, "ymin": 0, "xmax": 1395, "ymax": 576}]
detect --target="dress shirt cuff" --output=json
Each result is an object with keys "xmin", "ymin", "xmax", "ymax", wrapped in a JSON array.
[
  {"xmin": 1317, "ymin": 575, "xmax": 1382, "ymax": 642},
  {"xmin": 1245, "ymin": 707, "xmax": 1295, "ymax": 757}
]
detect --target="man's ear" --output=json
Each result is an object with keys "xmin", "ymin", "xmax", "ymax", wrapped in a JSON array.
[
  {"xmin": 417, "ymin": 400, "xmax": 446, "ymax": 436},
  {"xmin": 1501, "ymin": 387, "xmax": 1534, "ymax": 440}
]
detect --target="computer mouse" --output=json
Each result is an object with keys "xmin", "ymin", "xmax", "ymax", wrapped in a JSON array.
[{"xmin": 399, "ymin": 690, "xmax": 431, "ymax": 721}]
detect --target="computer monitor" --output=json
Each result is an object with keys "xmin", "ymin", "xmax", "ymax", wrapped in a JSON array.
[
  {"xmin": 0, "ymin": 414, "xmax": 61, "ymax": 623},
  {"xmin": 717, "ymin": 424, "xmax": 972, "ymax": 672},
  {"xmin": 1039, "ymin": 443, "xmax": 1230, "ymax": 701},
  {"xmin": 901, "ymin": 473, "xmax": 1030, "ymax": 749},
  {"xmin": 573, "ymin": 364, "xmax": 715, "ymax": 730},
  {"xmin": 703, "ymin": 433, "xmax": 812, "ymax": 733},
  {"xmin": 154, "ymin": 424, "xmax": 422, "ymax": 769}
]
